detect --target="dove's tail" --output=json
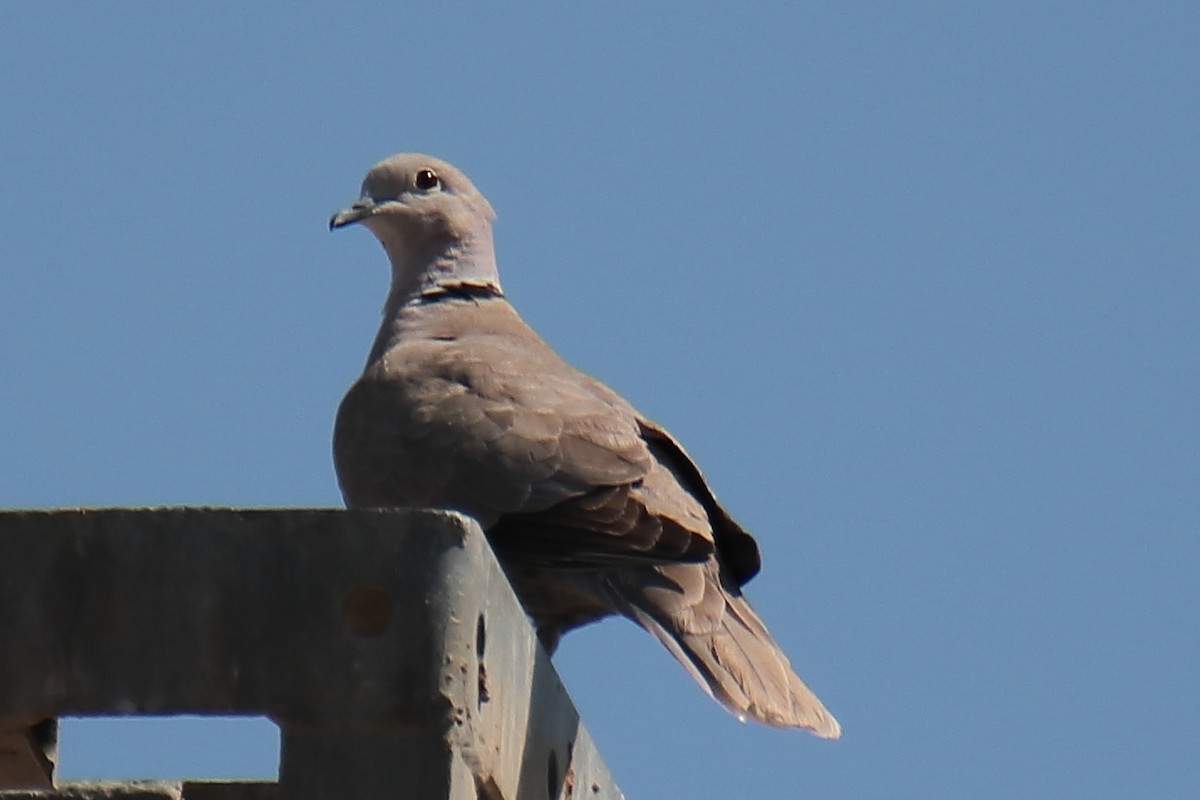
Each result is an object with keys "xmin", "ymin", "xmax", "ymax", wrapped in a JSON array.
[{"xmin": 610, "ymin": 561, "xmax": 841, "ymax": 738}]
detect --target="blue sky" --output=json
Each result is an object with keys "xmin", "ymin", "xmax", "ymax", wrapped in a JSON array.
[{"xmin": 2, "ymin": 3, "xmax": 1197, "ymax": 798}]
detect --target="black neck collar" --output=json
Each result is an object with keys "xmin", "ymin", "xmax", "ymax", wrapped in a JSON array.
[{"xmin": 415, "ymin": 283, "xmax": 505, "ymax": 305}]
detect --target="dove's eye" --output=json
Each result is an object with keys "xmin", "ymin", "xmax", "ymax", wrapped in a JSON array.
[{"xmin": 414, "ymin": 169, "xmax": 440, "ymax": 191}]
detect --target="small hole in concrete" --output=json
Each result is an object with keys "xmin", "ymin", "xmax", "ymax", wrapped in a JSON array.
[
  {"xmin": 476, "ymin": 612, "xmax": 490, "ymax": 707},
  {"xmin": 477, "ymin": 661, "xmax": 491, "ymax": 707}
]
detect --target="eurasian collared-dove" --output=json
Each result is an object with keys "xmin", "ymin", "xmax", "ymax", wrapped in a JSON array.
[{"xmin": 330, "ymin": 153, "xmax": 840, "ymax": 737}]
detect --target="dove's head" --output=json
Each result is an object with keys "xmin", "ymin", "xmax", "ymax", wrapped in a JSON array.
[{"xmin": 331, "ymin": 153, "xmax": 499, "ymax": 298}]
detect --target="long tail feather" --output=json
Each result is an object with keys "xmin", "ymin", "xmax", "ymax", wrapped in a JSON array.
[{"xmin": 610, "ymin": 562, "xmax": 841, "ymax": 738}]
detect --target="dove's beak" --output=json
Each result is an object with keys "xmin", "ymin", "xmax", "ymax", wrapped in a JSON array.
[{"xmin": 329, "ymin": 199, "xmax": 378, "ymax": 231}]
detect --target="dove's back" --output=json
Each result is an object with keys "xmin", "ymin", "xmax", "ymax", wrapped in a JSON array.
[
  {"xmin": 335, "ymin": 294, "xmax": 653, "ymax": 521},
  {"xmin": 333, "ymin": 291, "xmax": 841, "ymax": 737}
]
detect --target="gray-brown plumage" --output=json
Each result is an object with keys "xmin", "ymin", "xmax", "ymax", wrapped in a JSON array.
[{"xmin": 330, "ymin": 153, "xmax": 840, "ymax": 737}]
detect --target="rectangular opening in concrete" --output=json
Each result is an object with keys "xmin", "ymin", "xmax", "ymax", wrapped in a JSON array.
[{"xmin": 59, "ymin": 717, "xmax": 279, "ymax": 782}]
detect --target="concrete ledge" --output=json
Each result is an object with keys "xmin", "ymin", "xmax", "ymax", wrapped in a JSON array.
[
  {"xmin": 0, "ymin": 780, "xmax": 275, "ymax": 800},
  {"xmin": 0, "ymin": 508, "xmax": 623, "ymax": 800},
  {"xmin": 0, "ymin": 781, "xmax": 184, "ymax": 800}
]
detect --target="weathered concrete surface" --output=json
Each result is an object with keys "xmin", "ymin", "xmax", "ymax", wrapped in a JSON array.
[
  {"xmin": 0, "ymin": 781, "xmax": 275, "ymax": 799},
  {"xmin": 0, "ymin": 508, "xmax": 623, "ymax": 800},
  {"xmin": 0, "ymin": 781, "xmax": 184, "ymax": 799},
  {"xmin": 0, "ymin": 718, "xmax": 55, "ymax": 789},
  {"xmin": 180, "ymin": 783, "xmax": 277, "ymax": 800}
]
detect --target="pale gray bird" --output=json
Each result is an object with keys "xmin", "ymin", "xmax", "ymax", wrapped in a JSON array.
[{"xmin": 330, "ymin": 153, "xmax": 840, "ymax": 737}]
